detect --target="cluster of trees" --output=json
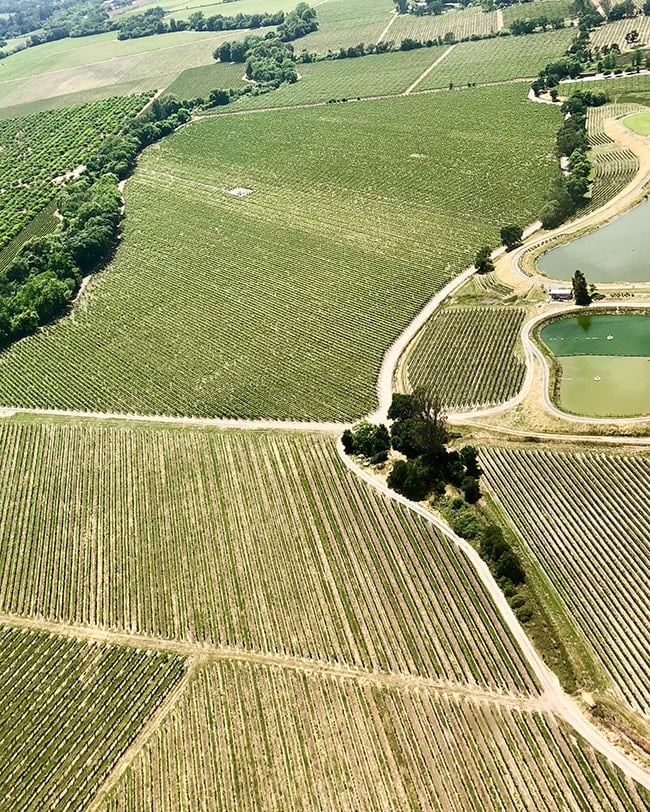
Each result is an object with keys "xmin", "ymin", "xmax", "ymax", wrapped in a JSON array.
[
  {"xmin": 216, "ymin": 34, "xmax": 299, "ymax": 88},
  {"xmin": 540, "ymin": 91, "xmax": 608, "ymax": 229},
  {"xmin": 479, "ymin": 524, "xmax": 529, "ymax": 619},
  {"xmin": 472, "ymin": 224, "xmax": 522, "ymax": 275},
  {"xmin": 343, "ymin": 390, "xmax": 482, "ymax": 505},
  {"xmin": 509, "ymin": 16, "xmax": 566, "ymax": 35},
  {"xmin": 276, "ymin": 2, "xmax": 318, "ymax": 41},
  {"xmin": 0, "ymin": 0, "xmax": 109, "ymax": 42},
  {"xmin": 0, "ymin": 94, "xmax": 193, "ymax": 348},
  {"xmin": 608, "ymin": 0, "xmax": 650, "ymax": 20},
  {"xmin": 115, "ymin": 6, "xmax": 285, "ymax": 40},
  {"xmin": 394, "ymin": 0, "xmax": 472, "ymax": 13}
]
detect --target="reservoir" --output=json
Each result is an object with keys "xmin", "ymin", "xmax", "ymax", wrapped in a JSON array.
[
  {"xmin": 537, "ymin": 197, "xmax": 650, "ymax": 284},
  {"xmin": 540, "ymin": 313, "xmax": 650, "ymax": 417}
]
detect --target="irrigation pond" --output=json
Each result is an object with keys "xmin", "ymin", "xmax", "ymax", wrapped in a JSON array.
[
  {"xmin": 540, "ymin": 312, "xmax": 650, "ymax": 417},
  {"xmin": 537, "ymin": 197, "xmax": 650, "ymax": 284}
]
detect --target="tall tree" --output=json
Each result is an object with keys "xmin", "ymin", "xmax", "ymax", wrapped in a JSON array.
[{"xmin": 572, "ymin": 269, "xmax": 591, "ymax": 305}]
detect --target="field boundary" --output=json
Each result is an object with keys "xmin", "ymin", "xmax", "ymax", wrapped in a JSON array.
[{"xmin": 404, "ymin": 44, "xmax": 457, "ymax": 95}]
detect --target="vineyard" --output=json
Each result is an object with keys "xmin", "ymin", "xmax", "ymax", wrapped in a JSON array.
[
  {"xmin": 502, "ymin": 0, "xmax": 575, "ymax": 27},
  {"xmin": 0, "ymin": 96, "xmax": 146, "ymax": 250},
  {"xmin": 390, "ymin": 7, "xmax": 499, "ymax": 44},
  {"xmin": 481, "ymin": 447, "xmax": 650, "ymax": 715},
  {"xmin": 101, "ymin": 657, "xmax": 650, "ymax": 812},
  {"xmin": 0, "ymin": 87, "xmax": 560, "ymax": 419},
  {"xmin": 0, "ymin": 201, "xmax": 57, "ymax": 273},
  {"xmin": 417, "ymin": 30, "xmax": 575, "ymax": 89},
  {"xmin": 590, "ymin": 16, "xmax": 650, "ymax": 51},
  {"xmin": 297, "ymin": 0, "xmax": 392, "ymax": 54},
  {"xmin": 0, "ymin": 624, "xmax": 185, "ymax": 811},
  {"xmin": 225, "ymin": 47, "xmax": 446, "ymax": 111},
  {"xmin": 164, "ymin": 62, "xmax": 249, "ymax": 101},
  {"xmin": 0, "ymin": 421, "xmax": 538, "ymax": 692},
  {"xmin": 402, "ymin": 307, "xmax": 527, "ymax": 410}
]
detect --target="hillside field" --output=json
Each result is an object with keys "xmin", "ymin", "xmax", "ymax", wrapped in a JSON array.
[{"xmin": 0, "ymin": 85, "xmax": 560, "ymax": 419}]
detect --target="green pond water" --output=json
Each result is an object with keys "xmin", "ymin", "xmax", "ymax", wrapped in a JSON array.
[
  {"xmin": 540, "ymin": 313, "xmax": 650, "ymax": 417},
  {"xmin": 537, "ymin": 197, "xmax": 650, "ymax": 283}
]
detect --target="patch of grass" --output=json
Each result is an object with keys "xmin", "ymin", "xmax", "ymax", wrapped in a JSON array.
[{"xmin": 624, "ymin": 109, "xmax": 650, "ymax": 135}]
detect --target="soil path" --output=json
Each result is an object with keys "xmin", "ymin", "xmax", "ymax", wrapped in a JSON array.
[
  {"xmin": 377, "ymin": 8, "xmax": 398, "ymax": 43},
  {"xmin": 496, "ymin": 8, "xmax": 504, "ymax": 30},
  {"xmin": 404, "ymin": 44, "xmax": 457, "ymax": 95},
  {"xmin": 0, "ymin": 611, "xmax": 538, "ymax": 708},
  {"xmin": 336, "ymin": 441, "xmax": 650, "ymax": 790}
]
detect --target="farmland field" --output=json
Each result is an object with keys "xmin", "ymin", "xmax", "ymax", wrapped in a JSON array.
[
  {"xmin": 591, "ymin": 16, "xmax": 650, "ymax": 50},
  {"xmin": 0, "ymin": 96, "xmax": 146, "ymax": 250},
  {"xmin": 164, "ymin": 62, "xmax": 249, "ymax": 100},
  {"xmin": 296, "ymin": 0, "xmax": 393, "ymax": 54},
  {"xmin": 0, "ymin": 86, "xmax": 560, "ymax": 419},
  {"xmin": 481, "ymin": 447, "xmax": 650, "ymax": 715},
  {"xmin": 101, "ymin": 658, "xmax": 650, "ymax": 812},
  {"xmin": 0, "ymin": 420, "xmax": 538, "ymax": 692},
  {"xmin": 0, "ymin": 30, "xmax": 249, "ymax": 111},
  {"xmin": 403, "ymin": 307, "xmax": 527, "ymax": 409},
  {"xmin": 390, "ymin": 7, "xmax": 499, "ymax": 43},
  {"xmin": 502, "ymin": 0, "xmax": 575, "ymax": 26},
  {"xmin": 0, "ymin": 624, "xmax": 185, "ymax": 811},
  {"xmin": 224, "ymin": 48, "xmax": 446, "ymax": 111},
  {"xmin": 418, "ymin": 30, "xmax": 575, "ymax": 89}
]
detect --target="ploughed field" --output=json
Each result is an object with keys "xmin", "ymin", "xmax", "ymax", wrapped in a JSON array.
[
  {"xmin": 481, "ymin": 446, "xmax": 650, "ymax": 715},
  {"xmin": 0, "ymin": 86, "xmax": 559, "ymax": 420}
]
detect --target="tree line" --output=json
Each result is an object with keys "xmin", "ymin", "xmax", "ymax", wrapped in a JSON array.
[{"xmin": 0, "ymin": 95, "xmax": 193, "ymax": 349}]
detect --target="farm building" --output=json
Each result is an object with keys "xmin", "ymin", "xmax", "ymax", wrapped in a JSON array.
[{"xmin": 549, "ymin": 288, "xmax": 573, "ymax": 301}]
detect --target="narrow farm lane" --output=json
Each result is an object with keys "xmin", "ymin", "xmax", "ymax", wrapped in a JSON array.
[
  {"xmin": 0, "ymin": 612, "xmax": 540, "ymax": 709},
  {"xmin": 403, "ymin": 44, "xmax": 457, "ymax": 95},
  {"xmin": 336, "ymin": 441, "xmax": 650, "ymax": 791},
  {"xmin": 377, "ymin": 8, "xmax": 398, "ymax": 43}
]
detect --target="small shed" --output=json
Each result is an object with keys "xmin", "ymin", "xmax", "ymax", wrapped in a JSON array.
[{"xmin": 549, "ymin": 288, "xmax": 573, "ymax": 302}]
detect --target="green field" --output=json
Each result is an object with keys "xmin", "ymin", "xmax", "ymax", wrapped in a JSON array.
[
  {"xmin": 296, "ymin": 0, "xmax": 393, "ymax": 54},
  {"xmin": 0, "ymin": 420, "xmax": 537, "ymax": 690},
  {"xmin": 0, "ymin": 29, "xmax": 245, "ymax": 111},
  {"xmin": 390, "ymin": 6, "xmax": 499, "ymax": 44},
  {"xmin": 0, "ymin": 625, "xmax": 185, "ymax": 810},
  {"xmin": 482, "ymin": 447, "xmax": 650, "ymax": 714},
  {"xmin": 563, "ymin": 74, "xmax": 650, "ymax": 103},
  {"xmin": 0, "ymin": 96, "xmax": 146, "ymax": 250},
  {"xmin": 0, "ymin": 86, "xmax": 559, "ymax": 419},
  {"xmin": 164, "ymin": 61, "xmax": 249, "ymax": 100},
  {"xmin": 404, "ymin": 306, "xmax": 527, "ymax": 409},
  {"xmin": 223, "ymin": 47, "xmax": 446, "ymax": 111},
  {"xmin": 502, "ymin": 0, "xmax": 575, "ymax": 26},
  {"xmin": 101, "ymin": 658, "xmax": 650, "ymax": 812},
  {"xmin": 625, "ymin": 110, "xmax": 650, "ymax": 135},
  {"xmin": 418, "ymin": 29, "xmax": 575, "ymax": 89}
]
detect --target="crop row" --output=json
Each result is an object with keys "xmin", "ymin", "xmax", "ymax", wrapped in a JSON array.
[
  {"xmin": 0, "ymin": 200, "xmax": 57, "ymax": 274},
  {"xmin": 0, "ymin": 421, "xmax": 537, "ymax": 692},
  {"xmin": 0, "ymin": 95, "xmax": 146, "ymax": 251},
  {"xmin": 404, "ymin": 307, "xmax": 527, "ymax": 409},
  {"xmin": 583, "ymin": 146, "xmax": 638, "ymax": 215},
  {"xmin": 591, "ymin": 16, "xmax": 650, "ymax": 51},
  {"xmin": 102, "ymin": 657, "xmax": 650, "ymax": 811},
  {"xmin": 390, "ymin": 7, "xmax": 499, "ymax": 43},
  {"xmin": 0, "ymin": 88, "xmax": 559, "ymax": 420},
  {"xmin": 480, "ymin": 446, "xmax": 650, "ymax": 714},
  {"xmin": 502, "ymin": 0, "xmax": 575, "ymax": 26},
  {"xmin": 0, "ymin": 624, "xmax": 185, "ymax": 811},
  {"xmin": 418, "ymin": 30, "xmax": 574, "ymax": 89},
  {"xmin": 228, "ymin": 47, "xmax": 446, "ymax": 112},
  {"xmin": 586, "ymin": 102, "xmax": 647, "ymax": 146},
  {"xmin": 297, "ymin": 0, "xmax": 390, "ymax": 54}
]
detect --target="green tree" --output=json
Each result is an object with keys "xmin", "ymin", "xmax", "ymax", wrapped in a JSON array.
[
  {"xmin": 461, "ymin": 476, "xmax": 481, "ymax": 503},
  {"xmin": 572, "ymin": 269, "xmax": 591, "ymax": 305},
  {"xmin": 474, "ymin": 245, "xmax": 494, "ymax": 274},
  {"xmin": 500, "ymin": 224, "xmax": 523, "ymax": 251}
]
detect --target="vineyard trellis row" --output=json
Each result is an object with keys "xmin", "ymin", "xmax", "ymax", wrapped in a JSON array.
[
  {"xmin": 0, "ymin": 624, "xmax": 185, "ymax": 811},
  {"xmin": 0, "ymin": 421, "xmax": 538, "ymax": 693},
  {"xmin": 101, "ymin": 657, "xmax": 650, "ymax": 811},
  {"xmin": 404, "ymin": 306, "xmax": 527, "ymax": 409},
  {"xmin": 480, "ymin": 446, "xmax": 650, "ymax": 715}
]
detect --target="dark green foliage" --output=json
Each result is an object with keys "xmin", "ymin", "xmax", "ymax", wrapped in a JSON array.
[
  {"xmin": 480, "ymin": 524, "xmax": 525, "ymax": 586},
  {"xmin": 117, "ymin": 5, "xmax": 285, "ymax": 40},
  {"xmin": 500, "ymin": 224, "xmax": 523, "ymax": 251},
  {"xmin": 460, "ymin": 446, "xmax": 481, "ymax": 477},
  {"xmin": 387, "ymin": 458, "xmax": 433, "ymax": 501},
  {"xmin": 387, "ymin": 392, "xmax": 416, "ymax": 421},
  {"xmin": 461, "ymin": 476, "xmax": 481, "ymax": 503},
  {"xmin": 572, "ymin": 269, "xmax": 591, "ymax": 305},
  {"xmin": 342, "ymin": 421, "xmax": 390, "ymax": 458},
  {"xmin": 448, "ymin": 505, "xmax": 481, "ymax": 539},
  {"xmin": 474, "ymin": 245, "xmax": 494, "ymax": 274},
  {"xmin": 277, "ymin": 2, "xmax": 318, "ymax": 42},
  {"xmin": 370, "ymin": 449, "xmax": 389, "ymax": 465}
]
